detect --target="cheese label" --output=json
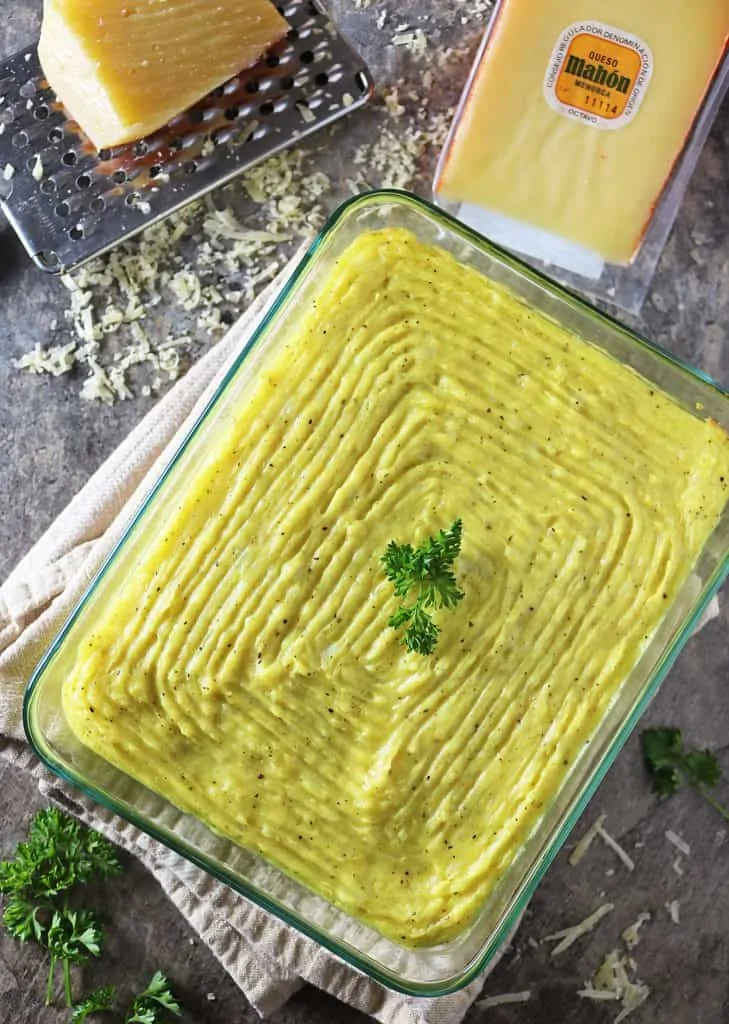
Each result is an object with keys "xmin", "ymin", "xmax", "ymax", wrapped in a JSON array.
[{"xmin": 544, "ymin": 22, "xmax": 653, "ymax": 130}]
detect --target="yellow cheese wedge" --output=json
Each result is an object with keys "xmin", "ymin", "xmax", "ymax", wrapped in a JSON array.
[
  {"xmin": 38, "ymin": 0, "xmax": 289, "ymax": 149},
  {"xmin": 435, "ymin": 0, "xmax": 729, "ymax": 265}
]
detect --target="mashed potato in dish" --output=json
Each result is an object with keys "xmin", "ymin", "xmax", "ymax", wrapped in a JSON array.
[{"xmin": 63, "ymin": 228, "xmax": 729, "ymax": 946}]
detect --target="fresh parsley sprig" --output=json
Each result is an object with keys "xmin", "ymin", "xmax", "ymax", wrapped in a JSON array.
[
  {"xmin": 126, "ymin": 972, "xmax": 181, "ymax": 1024},
  {"xmin": 71, "ymin": 984, "xmax": 117, "ymax": 1023},
  {"xmin": 70, "ymin": 974, "xmax": 180, "ymax": 1024},
  {"xmin": 0, "ymin": 808, "xmax": 122, "ymax": 1006},
  {"xmin": 641, "ymin": 727, "xmax": 729, "ymax": 822},
  {"xmin": 382, "ymin": 518, "xmax": 465, "ymax": 655},
  {"xmin": 47, "ymin": 908, "xmax": 103, "ymax": 1006}
]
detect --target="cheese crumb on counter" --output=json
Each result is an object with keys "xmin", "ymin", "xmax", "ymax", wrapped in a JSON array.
[
  {"xmin": 391, "ymin": 27, "xmax": 428, "ymax": 60},
  {"xmin": 665, "ymin": 830, "xmax": 691, "ymax": 857},
  {"xmin": 568, "ymin": 814, "xmax": 635, "ymax": 871},
  {"xmin": 665, "ymin": 899, "xmax": 681, "ymax": 924},
  {"xmin": 596, "ymin": 822, "xmax": 636, "ymax": 873},
  {"xmin": 569, "ymin": 813, "xmax": 607, "ymax": 865},
  {"xmin": 14, "ymin": 341, "xmax": 77, "ymax": 377},
  {"xmin": 454, "ymin": 0, "xmax": 493, "ymax": 22},
  {"xmin": 543, "ymin": 903, "xmax": 614, "ymax": 957},
  {"xmin": 621, "ymin": 912, "xmax": 651, "ymax": 951},
  {"xmin": 475, "ymin": 990, "xmax": 531, "ymax": 1009}
]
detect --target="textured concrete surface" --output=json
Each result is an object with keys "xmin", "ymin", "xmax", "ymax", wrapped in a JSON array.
[{"xmin": 1, "ymin": 2, "xmax": 729, "ymax": 1023}]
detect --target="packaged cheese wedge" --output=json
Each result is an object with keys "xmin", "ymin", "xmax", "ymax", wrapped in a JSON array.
[
  {"xmin": 434, "ymin": 0, "xmax": 729, "ymax": 309},
  {"xmin": 38, "ymin": 0, "xmax": 289, "ymax": 149}
]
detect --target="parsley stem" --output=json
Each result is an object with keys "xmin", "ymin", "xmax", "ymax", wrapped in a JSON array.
[
  {"xmin": 63, "ymin": 959, "xmax": 73, "ymax": 1007},
  {"xmin": 694, "ymin": 785, "xmax": 729, "ymax": 822},
  {"xmin": 46, "ymin": 958, "xmax": 56, "ymax": 1006}
]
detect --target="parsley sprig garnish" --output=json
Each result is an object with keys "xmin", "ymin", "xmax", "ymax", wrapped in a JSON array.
[
  {"xmin": 382, "ymin": 518, "xmax": 465, "ymax": 655},
  {"xmin": 0, "ymin": 807, "xmax": 122, "ymax": 1006},
  {"xmin": 641, "ymin": 727, "xmax": 729, "ymax": 821}
]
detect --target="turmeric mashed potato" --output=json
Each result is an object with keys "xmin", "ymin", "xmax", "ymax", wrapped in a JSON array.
[{"xmin": 63, "ymin": 228, "xmax": 729, "ymax": 946}]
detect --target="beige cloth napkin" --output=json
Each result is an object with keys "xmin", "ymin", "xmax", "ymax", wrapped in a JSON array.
[{"xmin": 0, "ymin": 255, "xmax": 522, "ymax": 1022}]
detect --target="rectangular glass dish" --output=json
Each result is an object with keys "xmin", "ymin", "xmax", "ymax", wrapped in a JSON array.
[{"xmin": 24, "ymin": 190, "xmax": 729, "ymax": 996}]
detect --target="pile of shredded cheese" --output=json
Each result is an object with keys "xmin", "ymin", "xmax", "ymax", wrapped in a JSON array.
[
  {"xmin": 15, "ymin": 149, "xmax": 332, "ymax": 403},
  {"xmin": 579, "ymin": 949, "xmax": 651, "ymax": 1023}
]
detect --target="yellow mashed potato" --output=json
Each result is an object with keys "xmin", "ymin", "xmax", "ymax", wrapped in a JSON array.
[{"xmin": 63, "ymin": 228, "xmax": 729, "ymax": 946}]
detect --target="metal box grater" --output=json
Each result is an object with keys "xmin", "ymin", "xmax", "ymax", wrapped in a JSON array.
[{"xmin": 0, "ymin": 0, "xmax": 373, "ymax": 275}]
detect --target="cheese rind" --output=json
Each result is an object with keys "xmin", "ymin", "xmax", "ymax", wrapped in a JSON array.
[
  {"xmin": 38, "ymin": 0, "xmax": 289, "ymax": 148},
  {"xmin": 435, "ymin": 0, "xmax": 729, "ymax": 265}
]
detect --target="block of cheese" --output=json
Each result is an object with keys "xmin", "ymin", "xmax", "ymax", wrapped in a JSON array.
[
  {"xmin": 38, "ymin": 0, "xmax": 289, "ymax": 149},
  {"xmin": 435, "ymin": 0, "xmax": 729, "ymax": 265}
]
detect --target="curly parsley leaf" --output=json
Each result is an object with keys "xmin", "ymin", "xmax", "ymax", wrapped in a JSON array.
[
  {"xmin": 382, "ymin": 518, "xmax": 465, "ymax": 655},
  {"xmin": 71, "ymin": 984, "xmax": 116, "ymax": 1023},
  {"xmin": 641, "ymin": 727, "xmax": 728, "ymax": 821},
  {"xmin": 126, "ymin": 972, "xmax": 181, "ymax": 1024}
]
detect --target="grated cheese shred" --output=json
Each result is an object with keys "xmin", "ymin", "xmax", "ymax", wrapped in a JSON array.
[
  {"xmin": 665, "ymin": 830, "xmax": 691, "ymax": 857},
  {"xmin": 596, "ymin": 822, "xmax": 635, "ymax": 872},
  {"xmin": 475, "ymin": 990, "xmax": 532, "ymax": 1010},
  {"xmin": 621, "ymin": 912, "xmax": 651, "ymax": 951},
  {"xmin": 665, "ymin": 899, "xmax": 680, "ymax": 924},
  {"xmin": 569, "ymin": 813, "xmax": 607, "ymax": 866},
  {"xmin": 569, "ymin": 814, "xmax": 635, "ymax": 871},
  {"xmin": 543, "ymin": 903, "xmax": 614, "ymax": 957}
]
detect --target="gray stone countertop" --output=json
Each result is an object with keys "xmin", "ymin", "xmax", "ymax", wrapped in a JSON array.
[{"xmin": 1, "ymin": 2, "xmax": 728, "ymax": 1023}]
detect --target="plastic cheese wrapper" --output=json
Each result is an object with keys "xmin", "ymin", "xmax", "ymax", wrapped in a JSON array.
[{"xmin": 433, "ymin": 0, "xmax": 729, "ymax": 314}]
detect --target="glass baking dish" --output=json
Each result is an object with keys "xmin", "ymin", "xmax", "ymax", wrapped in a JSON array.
[{"xmin": 24, "ymin": 190, "xmax": 729, "ymax": 996}]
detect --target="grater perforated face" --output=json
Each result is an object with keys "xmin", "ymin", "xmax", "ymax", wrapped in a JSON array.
[{"xmin": 0, "ymin": 0, "xmax": 373, "ymax": 274}]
